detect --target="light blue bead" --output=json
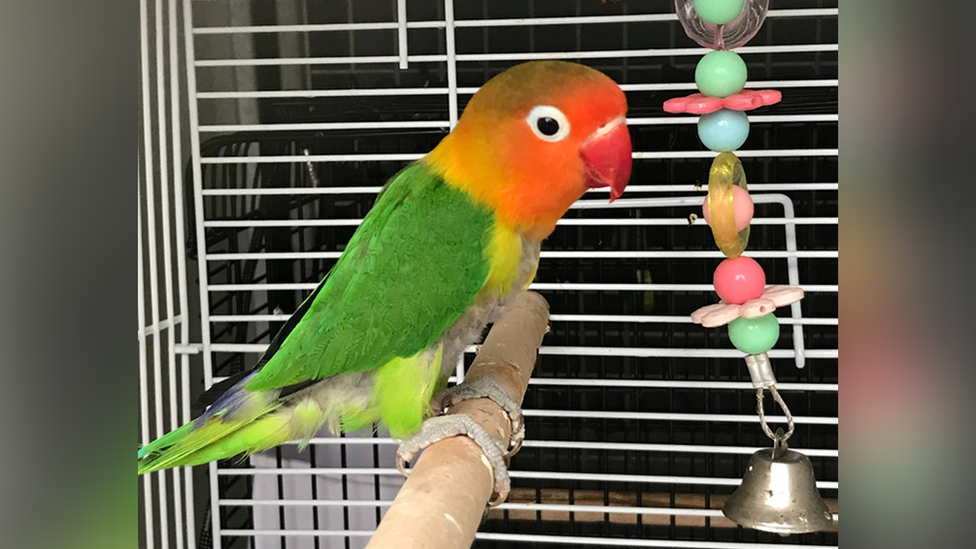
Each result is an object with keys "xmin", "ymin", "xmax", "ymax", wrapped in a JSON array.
[{"xmin": 697, "ymin": 109, "xmax": 750, "ymax": 152}]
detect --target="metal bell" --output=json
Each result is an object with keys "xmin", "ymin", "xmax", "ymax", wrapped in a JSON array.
[{"xmin": 722, "ymin": 444, "xmax": 834, "ymax": 535}]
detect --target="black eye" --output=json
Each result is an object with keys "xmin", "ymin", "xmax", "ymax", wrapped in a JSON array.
[
  {"xmin": 527, "ymin": 106, "xmax": 570, "ymax": 142},
  {"xmin": 536, "ymin": 117, "xmax": 560, "ymax": 137}
]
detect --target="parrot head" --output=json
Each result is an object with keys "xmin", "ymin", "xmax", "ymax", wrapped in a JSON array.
[{"xmin": 425, "ymin": 61, "xmax": 632, "ymax": 241}]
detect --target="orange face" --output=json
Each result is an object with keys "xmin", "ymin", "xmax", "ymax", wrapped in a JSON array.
[{"xmin": 425, "ymin": 61, "xmax": 632, "ymax": 241}]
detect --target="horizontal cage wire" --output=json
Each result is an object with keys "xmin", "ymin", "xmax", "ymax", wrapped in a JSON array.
[{"xmin": 139, "ymin": 1, "xmax": 838, "ymax": 549}]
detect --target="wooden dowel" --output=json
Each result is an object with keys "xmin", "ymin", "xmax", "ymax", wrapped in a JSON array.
[
  {"xmin": 365, "ymin": 291, "xmax": 550, "ymax": 549},
  {"xmin": 489, "ymin": 488, "xmax": 838, "ymax": 531}
]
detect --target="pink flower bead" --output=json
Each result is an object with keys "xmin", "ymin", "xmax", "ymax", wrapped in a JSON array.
[
  {"xmin": 702, "ymin": 185, "xmax": 754, "ymax": 232},
  {"xmin": 662, "ymin": 90, "xmax": 782, "ymax": 115},
  {"xmin": 713, "ymin": 256, "xmax": 766, "ymax": 305}
]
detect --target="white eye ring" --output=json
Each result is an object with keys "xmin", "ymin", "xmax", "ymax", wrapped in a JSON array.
[{"xmin": 526, "ymin": 105, "xmax": 571, "ymax": 142}]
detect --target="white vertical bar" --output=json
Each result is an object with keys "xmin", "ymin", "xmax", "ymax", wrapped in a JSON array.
[
  {"xmin": 775, "ymin": 196, "xmax": 807, "ymax": 369},
  {"xmin": 725, "ymin": 193, "xmax": 808, "ymax": 369},
  {"xmin": 396, "ymin": 0, "xmax": 408, "ymax": 69},
  {"xmin": 168, "ymin": 0, "xmax": 195, "ymax": 545},
  {"xmin": 454, "ymin": 356, "xmax": 465, "ymax": 384},
  {"xmin": 444, "ymin": 0, "xmax": 458, "ymax": 127},
  {"xmin": 138, "ymin": 157, "xmax": 155, "ymax": 549},
  {"xmin": 156, "ymin": 0, "xmax": 185, "ymax": 547},
  {"xmin": 180, "ymin": 2, "xmax": 211, "ymax": 386},
  {"xmin": 181, "ymin": 0, "xmax": 220, "ymax": 547},
  {"xmin": 141, "ymin": 1, "xmax": 171, "ymax": 548}
]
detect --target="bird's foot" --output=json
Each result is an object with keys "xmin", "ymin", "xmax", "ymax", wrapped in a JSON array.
[
  {"xmin": 439, "ymin": 376, "xmax": 525, "ymax": 458},
  {"xmin": 395, "ymin": 414, "xmax": 511, "ymax": 505}
]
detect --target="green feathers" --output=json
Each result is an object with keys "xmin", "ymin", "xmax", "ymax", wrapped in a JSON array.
[
  {"xmin": 137, "ymin": 384, "xmax": 282, "ymax": 474},
  {"xmin": 374, "ymin": 344, "xmax": 445, "ymax": 439},
  {"xmin": 245, "ymin": 163, "xmax": 494, "ymax": 392},
  {"xmin": 138, "ymin": 163, "xmax": 501, "ymax": 473}
]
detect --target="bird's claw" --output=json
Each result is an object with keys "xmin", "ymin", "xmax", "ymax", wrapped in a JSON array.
[
  {"xmin": 439, "ymin": 376, "xmax": 525, "ymax": 459},
  {"xmin": 395, "ymin": 414, "xmax": 511, "ymax": 505}
]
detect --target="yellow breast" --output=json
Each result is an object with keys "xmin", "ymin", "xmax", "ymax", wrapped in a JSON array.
[{"xmin": 483, "ymin": 221, "xmax": 525, "ymax": 297}]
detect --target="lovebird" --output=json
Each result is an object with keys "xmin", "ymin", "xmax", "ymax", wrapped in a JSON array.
[{"xmin": 138, "ymin": 61, "xmax": 631, "ymax": 483}]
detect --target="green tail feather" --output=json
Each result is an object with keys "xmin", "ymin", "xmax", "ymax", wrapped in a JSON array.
[
  {"xmin": 138, "ymin": 349, "xmax": 447, "ymax": 473},
  {"xmin": 138, "ymin": 396, "xmax": 282, "ymax": 474},
  {"xmin": 137, "ymin": 422, "xmax": 194, "ymax": 462}
]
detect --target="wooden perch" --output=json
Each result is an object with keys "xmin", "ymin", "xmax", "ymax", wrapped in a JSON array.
[
  {"xmin": 365, "ymin": 291, "xmax": 550, "ymax": 549},
  {"xmin": 489, "ymin": 489, "xmax": 838, "ymax": 532}
]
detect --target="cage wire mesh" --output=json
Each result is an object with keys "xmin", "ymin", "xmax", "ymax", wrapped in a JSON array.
[{"xmin": 138, "ymin": 0, "xmax": 838, "ymax": 548}]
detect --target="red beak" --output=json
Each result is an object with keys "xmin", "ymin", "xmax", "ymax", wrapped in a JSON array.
[{"xmin": 580, "ymin": 117, "xmax": 632, "ymax": 203}]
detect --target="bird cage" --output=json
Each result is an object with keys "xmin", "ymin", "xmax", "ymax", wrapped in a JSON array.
[{"xmin": 137, "ymin": 1, "xmax": 838, "ymax": 548}]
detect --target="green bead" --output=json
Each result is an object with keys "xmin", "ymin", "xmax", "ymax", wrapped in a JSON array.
[
  {"xmin": 693, "ymin": 0, "xmax": 746, "ymax": 25},
  {"xmin": 695, "ymin": 51, "xmax": 748, "ymax": 98},
  {"xmin": 728, "ymin": 314, "xmax": 780, "ymax": 355}
]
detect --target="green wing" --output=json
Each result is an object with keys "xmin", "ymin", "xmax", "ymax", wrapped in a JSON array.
[{"xmin": 244, "ymin": 162, "xmax": 493, "ymax": 392}]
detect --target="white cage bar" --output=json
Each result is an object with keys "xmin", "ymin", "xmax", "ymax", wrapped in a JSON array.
[{"xmin": 138, "ymin": 1, "xmax": 196, "ymax": 549}]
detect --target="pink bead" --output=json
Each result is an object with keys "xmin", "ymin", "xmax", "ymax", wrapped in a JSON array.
[
  {"xmin": 713, "ymin": 256, "xmax": 766, "ymax": 305},
  {"xmin": 702, "ymin": 185, "xmax": 754, "ymax": 232}
]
